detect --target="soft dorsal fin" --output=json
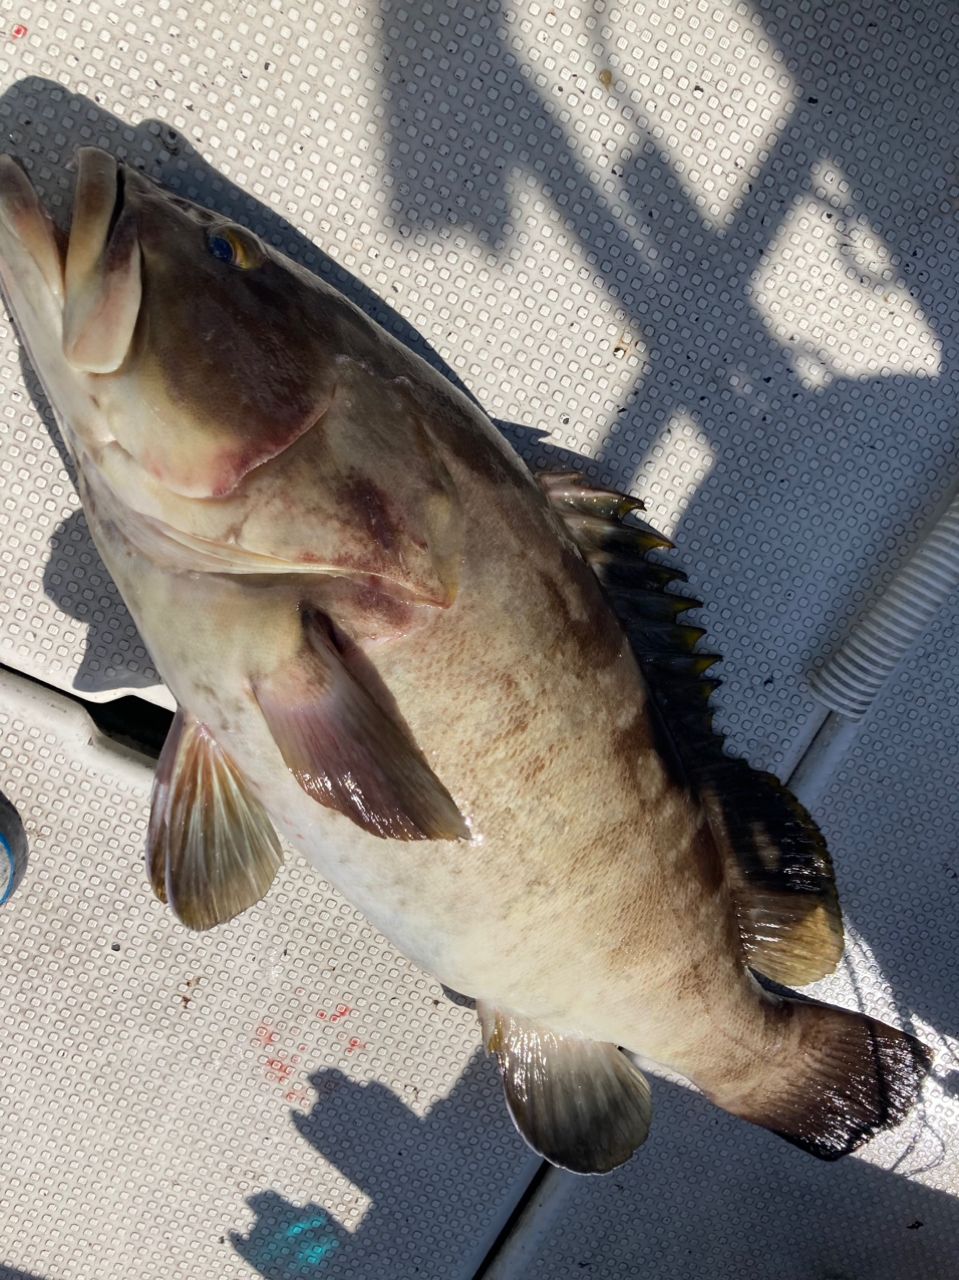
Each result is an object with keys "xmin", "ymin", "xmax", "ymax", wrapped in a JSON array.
[{"xmin": 541, "ymin": 470, "xmax": 844, "ymax": 987}]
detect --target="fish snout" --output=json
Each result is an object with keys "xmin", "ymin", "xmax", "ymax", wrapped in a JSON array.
[{"xmin": 0, "ymin": 154, "xmax": 65, "ymax": 303}]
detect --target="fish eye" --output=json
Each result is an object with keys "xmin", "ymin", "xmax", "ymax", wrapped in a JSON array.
[{"xmin": 206, "ymin": 227, "xmax": 257, "ymax": 269}]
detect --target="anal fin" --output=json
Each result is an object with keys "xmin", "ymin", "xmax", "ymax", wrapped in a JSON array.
[
  {"xmin": 148, "ymin": 709, "xmax": 283, "ymax": 930},
  {"xmin": 478, "ymin": 1002, "xmax": 652, "ymax": 1174}
]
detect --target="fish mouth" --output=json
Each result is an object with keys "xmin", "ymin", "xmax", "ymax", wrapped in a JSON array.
[
  {"xmin": 0, "ymin": 148, "xmax": 144, "ymax": 374},
  {"xmin": 104, "ymin": 159, "xmax": 127, "ymax": 244},
  {"xmin": 61, "ymin": 149, "xmax": 143, "ymax": 374},
  {"xmin": 0, "ymin": 146, "xmax": 129, "ymax": 289},
  {"xmin": 63, "ymin": 148, "xmax": 129, "ymax": 294},
  {"xmin": 0, "ymin": 147, "xmax": 133, "ymax": 306},
  {"xmin": 0, "ymin": 151, "xmax": 66, "ymax": 302}
]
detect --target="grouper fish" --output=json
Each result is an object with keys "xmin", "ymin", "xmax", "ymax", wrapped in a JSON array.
[{"xmin": 0, "ymin": 148, "xmax": 930, "ymax": 1173}]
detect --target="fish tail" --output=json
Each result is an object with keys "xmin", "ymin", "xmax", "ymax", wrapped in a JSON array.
[{"xmin": 707, "ymin": 997, "xmax": 931, "ymax": 1160}]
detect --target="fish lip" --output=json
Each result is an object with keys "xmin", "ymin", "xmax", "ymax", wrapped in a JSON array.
[
  {"xmin": 68, "ymin": 147, "xmax": 131, "ymax": 268},
  {"xmin": 0, "ymin": 153, "xmax": 66, "ymax": 301},
  {"xmin": 0, "ymin": 148, "xmax": 130, "ymax": 280},
  {"xmin": 101, "ymin": 158, "xmax": 127, "ymax": 247},
  {"xmin": 0, "ymin": 154, "xmax": 48, "ymax": 227}
]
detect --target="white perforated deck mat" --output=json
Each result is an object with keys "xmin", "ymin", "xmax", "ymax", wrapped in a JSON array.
[{"xmin": 0, "ymin": 1, "xmax": 957, "ymax": 1277}]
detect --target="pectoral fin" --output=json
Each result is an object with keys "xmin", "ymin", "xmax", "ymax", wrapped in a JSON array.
[
  {"xmin": 148, "ymin": 709, "xmax": 283, "ymax": 930},
  {"xmin": 255, "ymin": 609, "xmax": 469, "ymax": 842},
  {"xmin": 478, "ymin": 1002, "xmax": 653, "ymax": 1174}
]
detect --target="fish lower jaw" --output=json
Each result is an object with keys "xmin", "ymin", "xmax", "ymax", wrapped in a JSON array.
[{"xmin": 0, "ymin": 283, "xmax": 110, "ymax": 465}]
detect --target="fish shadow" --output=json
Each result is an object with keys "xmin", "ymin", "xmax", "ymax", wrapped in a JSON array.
[
  {"xmin": 230, "ymin": 1054, "xmax": 959, "ymax": 1280},
  {"xmin": 0, "ymin": 77, "xmax": 586, "ymax": 701},
  {"xmin": 230, "ymin": 1050, "xmax": 534, "ymax": 1279}
]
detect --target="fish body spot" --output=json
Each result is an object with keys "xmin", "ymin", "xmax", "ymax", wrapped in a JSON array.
[{"xmin": 345, "ymin": 476, "xmax": 401, "ymax": 553}]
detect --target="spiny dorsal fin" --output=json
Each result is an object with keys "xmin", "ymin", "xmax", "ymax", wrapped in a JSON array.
[{"xmin": 541, "ymin": 470, "xmax": 844, "ymax": 986}]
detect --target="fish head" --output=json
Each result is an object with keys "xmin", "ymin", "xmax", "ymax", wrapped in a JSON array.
[
  {"xmin": 0, "ymin": 147, "xmax": 336, "ymax": 498},
  {"xmin": 1, "ymin": 147, "xmax": 464, "ymax": 605}
]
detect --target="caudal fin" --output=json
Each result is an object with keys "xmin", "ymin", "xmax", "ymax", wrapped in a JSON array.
[{"xmin": 713, "ymin": 998, "xmax": 931, "ymax": 1160}]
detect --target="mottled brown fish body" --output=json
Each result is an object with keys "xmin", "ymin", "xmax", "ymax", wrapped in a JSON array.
[{"xmin": 0, "ymin": 148, "xmax": 930, "ymax": 1173}]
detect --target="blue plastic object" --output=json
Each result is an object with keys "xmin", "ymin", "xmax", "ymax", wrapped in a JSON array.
[{"xmin": 0, "ymin": 831, "xmax": 14, "ymax": 904}]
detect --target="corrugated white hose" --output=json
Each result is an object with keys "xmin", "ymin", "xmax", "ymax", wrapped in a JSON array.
[
  {"xmin": 791, "ymin": 486, "xmax": 959, "ymax": 809},
  {"xmin": 809, "ymin": 488, "xmax": 959, "ymax": 718}
]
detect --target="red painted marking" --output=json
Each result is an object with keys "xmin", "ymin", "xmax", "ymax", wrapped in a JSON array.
[
  {"xmin": 317, "ymin": 1003, "xmax": 353, "ymax": 1023},
  {"xmin": 253, "ymin": 1023, "xmax": 279, "ymax": 1048},
  {"xmin": 11, "ymin": 23, "xmax": 27, "ymax": 39},
  {"xmin": 345, "ymin": 1037, "xmax": 366, "ymax": 1055}
]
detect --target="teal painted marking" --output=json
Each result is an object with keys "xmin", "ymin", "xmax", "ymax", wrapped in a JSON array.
[
  {"xmin": 300, "ymin": 1239, "xmax": 340, "ymax": 1264},
  {"xmin": 286, "ymin": 1217, "xmax": 335, "ymax": 1240},
  {"xmin": 234, "ymin": 1208, "xmax": 340, "ymax": 1273}
]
